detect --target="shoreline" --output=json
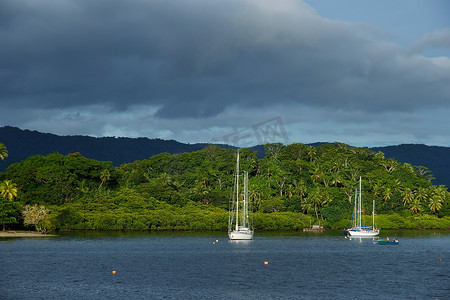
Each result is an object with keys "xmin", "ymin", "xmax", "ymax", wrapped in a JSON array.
[
  {"xmin": 1, "ymin": 228, "xmax": 448, "ymax": 237},
  {"xmin": 0, "ymin": 231, "xmax": 57, "ymax": 238}
]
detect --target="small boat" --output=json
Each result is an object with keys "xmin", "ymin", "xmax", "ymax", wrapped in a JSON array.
[
  {"xmin": 373, "ymin": 238, "xmax": 399, "ymax": 245},
  {"xmin": 228, "ymin": 151, "xmax": 254, "ymax": 240},
  {"xmin": 343, "ymin": 177, "xmax": 379, "ymax": 237}
]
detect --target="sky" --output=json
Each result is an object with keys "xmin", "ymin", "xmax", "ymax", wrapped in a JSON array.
[{"xmin": 1, "ymin": 0, "xmax": 449, "ymax": 148}]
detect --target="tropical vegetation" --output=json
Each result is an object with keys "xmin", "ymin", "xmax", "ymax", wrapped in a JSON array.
[{"xmin": 0, "ymin": 142, "xmax": 449, "ymax": 232}]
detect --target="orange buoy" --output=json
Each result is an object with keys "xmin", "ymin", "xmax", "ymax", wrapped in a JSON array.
[
  {"xmin": 439, "ymin": 258, "xmax": 442, "ymax": 261},
  {"xmin": 264, "ymin": 261, "xmax": 269, "ymax": 265},
  {"xmin": 112, "ymin": 270, "xmax": 117, "ymax": 274}
]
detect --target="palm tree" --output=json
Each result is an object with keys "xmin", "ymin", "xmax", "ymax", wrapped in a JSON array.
[
  {"xmin": 409, "ymin": 198, "xmax": 422, "ymax": 214},
  {"xmin": 249, "ymin": 158, "xmax": 260, "ymax": 175},
  {"xmin": 382, "ymin": 187, "xmax": 392, "ymax": 202},
  {"xmin": 306, "ymin": 146, "xmax": 316, "ymax": 162},
  {"xmin": 429, "ymin": 185, "xmax": 447, "ymax": 216},
  {"xmin": 0, "ymin": 180, "xmax": 18, "ymax": 231},
  {"xmin": 0, "ymin": 180, "xmax": 18, "ymax": 201},
  {"xmin": 249, "ymin": 186, "xmax": 261, "ymax": 211},
  {"xmin": 99, "ymin": 169, "xmax": 110, "ymax": 189},
  {"xmin": 300, "ymin": 197, "xmax": 314, "ymax": 215},
  {"xmin": 428, "ymin": 196, "xmax": 443, "ymax": 216},
  {"xmin": 311, "ymin": 165, "xmax": 323, "ymax": 185},
  {"xmin": 330, "ymin": 172, "xmax": 343, "ymax": 187},
  {"xmin": 381, "ymin": 159, "xmax": 397, "ymax": 174},
  {"xmin": 285, "ymin": 184, "xmax": 294, "ymax": 198},
  {"xmin": 309, "ymin": 187, "xmax": 323, "ymax": 220},
  {"xmin": 415, "ymin": 187, "xmax": 428, "ymax": 204},
  {"xmin": 373, "ymin": 182, "xmax": 383, "ymax": 198},
  {"xmin": 401, "ymin": 187, "xmax": 414, "ymax": 207},
  {"xmin": 262, "ymin": 169, "xmax": 273, "ymax": 188},
  {"xmin": 392, "ymin": 179, "xmax": 402, "ymax": 191},
  {"xmin": 415, "ymin": 166, "xmax": 434, "ymax": 181},
  {"xmin": 297, "ymin": 180, "xmax": 308, "ymax": 200},
  {"xmin": 0, "ymin": 144, "xmax": 8, "ymax": 160}
]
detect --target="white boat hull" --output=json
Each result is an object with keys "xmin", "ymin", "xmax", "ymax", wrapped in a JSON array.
[
  {"xmin": 228, "ymin": 229, "xmax": 254, "ymax": 240},
  {"xmin": 346, "ymin": 229, "xmax": 379, "ymax": 237}
]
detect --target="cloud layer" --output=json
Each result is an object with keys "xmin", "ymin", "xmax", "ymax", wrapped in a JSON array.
[{"xmin": 1, "ymin": 0, "xmax": 449, "ymax": 146}]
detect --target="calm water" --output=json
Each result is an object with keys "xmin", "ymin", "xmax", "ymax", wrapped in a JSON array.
[{"xmin": 1, "ymin": 230, "xmax": 448, "ymax": 300}]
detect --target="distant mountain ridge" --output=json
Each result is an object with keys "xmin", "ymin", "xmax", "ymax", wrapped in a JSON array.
[
  {"xmin": 1, "ymin": 126, "xmax": 449, "ymax": 186},
  {"xmin": 371, "ymin": 144, "xmax": 450, "ymax": 187},
  {"xmin": 0, "ymin": 126, "xmax": 235, "ymax": 170}
]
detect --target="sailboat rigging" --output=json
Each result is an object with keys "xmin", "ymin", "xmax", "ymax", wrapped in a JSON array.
[
  {"xmin": 228, "ymin": 151, "xmax": 254, "ymax": 240},
  {"xmin": 344, "ymin": 177, "xmax": 379, "ymax": 237}
]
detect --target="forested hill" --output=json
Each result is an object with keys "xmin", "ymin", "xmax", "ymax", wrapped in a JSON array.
[
  {"xmin": 2, "ymin": 142, "xmax": 449, "ymax": 232},
  {"xmin": 1, "ymin": 126, "xmax": 450, "ymax": 186},
  {"xmin": 0, "ymin": 126, "xmax": 235, "ymax": 170}
]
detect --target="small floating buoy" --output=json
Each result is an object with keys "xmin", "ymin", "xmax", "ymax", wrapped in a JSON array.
[
  {"xmin": 112, "ymin": 270, "xmax": 117, "ymax": 274},
  {"xmin": 439, "ymin": 258, "xmax": 442, "ymax": 261},
  {"xmin": 264, "ymin": 261, "xmax": 269, "ymax": 265},
  {"xmin": 216, "ymin": 240, "xmax": 219, "ymax": 243}
]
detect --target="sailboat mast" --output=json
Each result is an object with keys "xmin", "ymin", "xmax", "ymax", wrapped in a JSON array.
[
  {"xmin": 245, "ymin": 171, "xmax": 249, "ymax": 227},
  {"xmin": 235, "ymin": 151, "xmax": 240, "ymax": 231},
  {"xmin": 358, "ymin": 176, "xmax": 362, "ymax": 229},
  {"xmin": 372, "ymin": 199, "xmax": 375, "ymax": 230},
  {"xmin": 352, "ymin": 188, "xmax": 357, "ymax": 228}
]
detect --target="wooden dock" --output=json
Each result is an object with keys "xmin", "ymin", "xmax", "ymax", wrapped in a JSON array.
[{"xmin": 303, "ymin": 224, "xmax": 324, "ymax": 232}]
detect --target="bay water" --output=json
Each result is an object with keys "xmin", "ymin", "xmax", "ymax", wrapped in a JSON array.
[{"xmin": 1, "ymin": 230, "xmax": 448, "ymax": 299}]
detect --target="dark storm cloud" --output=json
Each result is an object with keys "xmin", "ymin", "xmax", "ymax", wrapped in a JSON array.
[{"xmin": 1, "ymin": 0, "xmax": 449, "ymax": 126}]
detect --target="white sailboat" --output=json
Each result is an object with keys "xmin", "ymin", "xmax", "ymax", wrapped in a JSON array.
[
  {"xmin": 228, "ymin": 151, "xmax": 254, "ymax": 240},
  {"xmin": 344, "ymin": 177, "xmax": 379, "ymax": 237}
]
